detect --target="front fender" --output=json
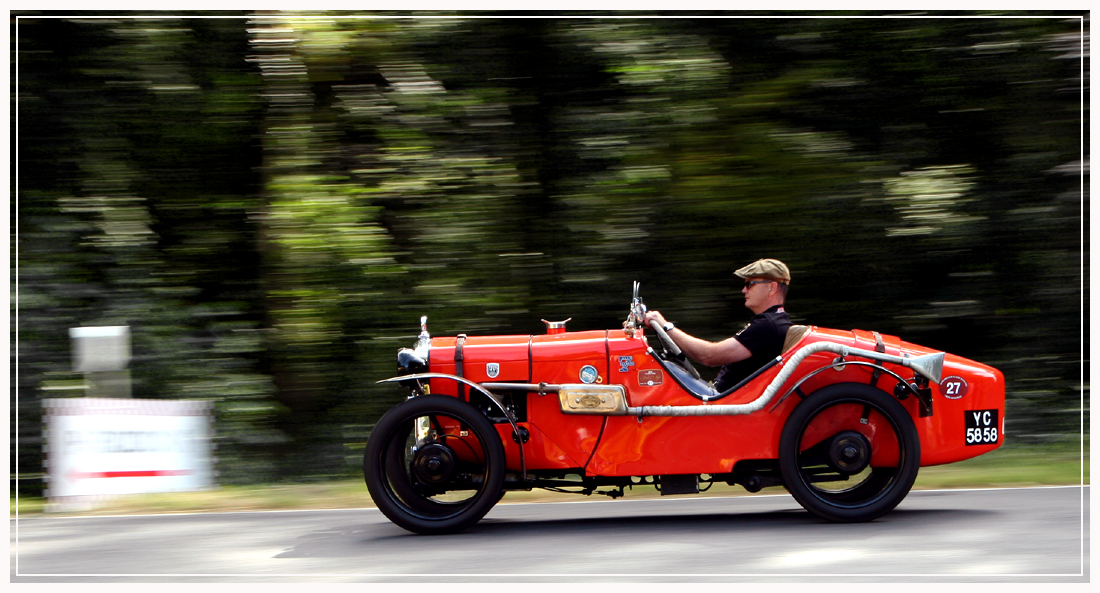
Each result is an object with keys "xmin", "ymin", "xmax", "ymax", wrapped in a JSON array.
[{"xmin": 378, "ymin": 372, "xmax": 527, "ymax": 479}]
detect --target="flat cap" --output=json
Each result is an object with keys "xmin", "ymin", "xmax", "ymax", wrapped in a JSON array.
[{"xmin": 734, "ymin": 258, "xmax": 791, "ymax": 284}]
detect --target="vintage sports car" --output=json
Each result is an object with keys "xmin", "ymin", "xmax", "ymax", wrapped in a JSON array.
[{"xmin": 365, "ymin": 283, "xmax": 1005, "ymax": 534}]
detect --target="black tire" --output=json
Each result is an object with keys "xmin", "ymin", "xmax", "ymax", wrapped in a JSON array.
[
  {"xmin": 778, "ymin": 383, "xmax": 920, "ymax": 522},
  {"xmin": 364, "ymin": 394, "xmax": 506, "ymax": 534}
]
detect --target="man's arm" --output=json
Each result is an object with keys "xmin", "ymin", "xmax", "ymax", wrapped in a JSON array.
[{"xmin": 644, "ymin": 310, "xmax": 753, "ymax": 367}]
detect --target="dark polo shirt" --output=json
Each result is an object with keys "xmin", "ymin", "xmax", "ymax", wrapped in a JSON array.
[{"xmin": 712, "ymin": 304, "xmax": 791, "ymax": 393}]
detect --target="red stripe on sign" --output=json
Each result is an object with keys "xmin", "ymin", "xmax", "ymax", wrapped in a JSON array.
[{"xmin": 72, "ymin": 470, "xmax": 193, "ymax": 479}]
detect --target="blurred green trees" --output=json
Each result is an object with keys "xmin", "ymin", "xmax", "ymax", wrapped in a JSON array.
[{"xmin": 13, "ymin": 12, "xmax": 1087, "ymax": 487}]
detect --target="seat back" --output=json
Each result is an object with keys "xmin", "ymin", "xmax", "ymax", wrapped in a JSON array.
[{"xmin": 782, "ymin": 325, "xmax": 810, "ymax": 353}]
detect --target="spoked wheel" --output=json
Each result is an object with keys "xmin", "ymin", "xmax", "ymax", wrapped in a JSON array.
[
  {"xmin": 779, "ymin": 383, "xmax": 920, "ymax": 522},
  {"xmin": 364, "ymin": 394, "xmax": 505, "ymax": 534}
]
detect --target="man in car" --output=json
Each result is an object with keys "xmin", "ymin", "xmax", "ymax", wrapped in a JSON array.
[{"xmin": 644, "ymin": 258, "xmax": 792, "ymax": 392}]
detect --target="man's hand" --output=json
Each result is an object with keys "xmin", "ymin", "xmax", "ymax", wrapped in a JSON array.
[{"xmin": 644, "ymin": 310, "xmax": 668, "ymax": 328}]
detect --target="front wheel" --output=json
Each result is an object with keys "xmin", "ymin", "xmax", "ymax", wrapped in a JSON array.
[
  {"xmin": 779, "ymin": 383, "xmax": 920, "ymax": 522},
  {"xmin": 364, "ymin": 394, "xmax": 506, "ymax": 534}
]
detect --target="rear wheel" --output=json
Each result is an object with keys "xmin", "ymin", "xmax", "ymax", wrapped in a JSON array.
[
  {"xmin": 779, "ymin": 383, "xmax": 920, "ymax": 522},
  {"xmin": 364, "ymin": 394, "xmax": 505, "ymax": 534}
]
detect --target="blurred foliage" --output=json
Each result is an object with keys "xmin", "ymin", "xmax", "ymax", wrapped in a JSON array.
[{"xmin": 13, "ymin": 12, "xmax": 1088, "ymax": 487}]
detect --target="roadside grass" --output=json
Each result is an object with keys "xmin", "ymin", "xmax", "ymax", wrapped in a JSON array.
[
  {"xmin": 913, "ymin": 441, "xmax": 1088, "ymax": 490},
  {"xmin": 12, "ymin": 440, "xmax": 1087, "ymax": 517}
]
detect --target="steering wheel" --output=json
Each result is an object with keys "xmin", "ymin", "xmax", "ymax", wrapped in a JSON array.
[{"xmin": 648, "ymin": 319, "xmax": 704, "ymax": 381}]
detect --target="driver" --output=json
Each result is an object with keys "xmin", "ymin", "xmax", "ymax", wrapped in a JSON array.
[{"xmin": 644, "ymin": 258, "xmax": 792, "ymax": 393}]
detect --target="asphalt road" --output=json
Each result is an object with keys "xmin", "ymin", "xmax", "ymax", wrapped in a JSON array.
[{"xmin": 10, "ymin": 486, "xmax": 1089, "ymax": 583}]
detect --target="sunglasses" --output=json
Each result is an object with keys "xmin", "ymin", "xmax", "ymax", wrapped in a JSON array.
[{"xmin": 743, "ymin": 280, "xmax": 774, "ymax": 289}]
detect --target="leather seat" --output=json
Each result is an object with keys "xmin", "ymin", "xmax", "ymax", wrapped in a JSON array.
[{"xmin": 782, "ymin": 325, "xmax": 810, "ymax": 353}]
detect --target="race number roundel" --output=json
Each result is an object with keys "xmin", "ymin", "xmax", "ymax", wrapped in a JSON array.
[{"xmin": 940, "ymin": 376, "xmax": 969, "ymax": 399}]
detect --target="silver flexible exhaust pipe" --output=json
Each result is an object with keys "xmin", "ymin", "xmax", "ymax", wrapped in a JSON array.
[{"xmin": 625, "ymin": 342, "xmax": 944, "ymax": 418}]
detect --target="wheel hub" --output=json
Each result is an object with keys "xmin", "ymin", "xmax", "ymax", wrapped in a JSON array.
[
  {"xmin": 827, "ymin": 430, "xmax": 872, "ymax": 474},
  {"xmin": 412, "ymin": 442, "xmax": 457, "ymax": 484}
]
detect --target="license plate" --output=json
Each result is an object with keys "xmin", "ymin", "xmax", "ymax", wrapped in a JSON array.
[{"xmin": 964, "ymin": 409, "xmax": 1000, "ymax": 445}]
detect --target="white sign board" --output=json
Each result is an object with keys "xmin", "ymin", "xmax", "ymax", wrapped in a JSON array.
[{"xmin": 45, "ymin": 398, "xmax": 214, "ymax": 507}]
